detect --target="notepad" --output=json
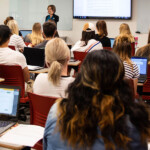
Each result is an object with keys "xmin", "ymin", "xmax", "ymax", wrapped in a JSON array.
[{"xmin": 0, "ymin": 124, "xmax": 44, "ymax": 147}]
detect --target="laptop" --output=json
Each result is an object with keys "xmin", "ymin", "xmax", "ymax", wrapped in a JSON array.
[
  {"xmin": 131, "ymin": 57, "xmax": 148, "ymax": 83},
  {"xmin": 110, "ymin": 38, "xmax": 115, "ymax": 48},
  {"xmin": 0, "ymin": 85, "xmax": 21, "ymax": 134},
  {"xmin": 23, "ymin": 47, "xmax": 45, "ymax": 71},
  {"xmin": 20, "ymin": 30, "xmax": 32, "ymax": 38}
]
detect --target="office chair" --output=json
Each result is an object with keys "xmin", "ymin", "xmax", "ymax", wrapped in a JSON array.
[{"xmin": 28, "ymin": 92, "xmax": 58, "ymax": 150}]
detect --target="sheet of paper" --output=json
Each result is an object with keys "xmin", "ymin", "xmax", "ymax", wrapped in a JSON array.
[
  {"xmin": 27, "ymin": 65, "xmax": 43, "ymax": 70},
  {"xmin": 0, "ymin": 124, "xmax": 44, "ymax": 147}
]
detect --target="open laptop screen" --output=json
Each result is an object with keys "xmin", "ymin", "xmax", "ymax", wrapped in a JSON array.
[
  {"xmin": 0, "ymin": 86, "xmax": 20, "ymax": 117},
  {"xmin": 110, "ymin": 38, "xmax": 115, "ymax": 48},
  {"xmin": 131, "ymin": 57, "xmax": 148, "ymax": 75},
  {"xmin": 20, "ymin": 30, "xmax": 32, "ymax": 38}
]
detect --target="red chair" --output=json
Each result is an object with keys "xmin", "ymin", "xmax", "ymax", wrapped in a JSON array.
[
  {"xmin": 0, "ymin": 65, "xmax": 28, "ymax": 103},
  {"xmin": 142, "ymin": 64, "xmax": 150, "ymax": 102},
  {"xmin": 25, "ymin": 42, "xmax": 31, "ymax": 46},
  {"xmin": 103, "ymin": 47, "xmax": 112, "ymax": 51},
  {"xmin": 8, "ymin": 45, "xmax": 16, "ymax": 50},
  {"xmin": 28, "ymin": 92, "xmax": 58, "ymax": 150},
  {"xmin": 131, "ymin": 42, "xmax": 135, "ymax": 56},
  {"xmin": 73, "ymin": 51, "xmax": 87, "ymax": 71}
]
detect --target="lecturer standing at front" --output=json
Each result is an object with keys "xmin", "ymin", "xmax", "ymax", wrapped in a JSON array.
[{"xmin": 45, "ymin": 5, "xmax": 59, "ymax": 25}]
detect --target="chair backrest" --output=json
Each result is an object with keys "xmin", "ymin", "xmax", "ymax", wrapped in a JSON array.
[
  {"xmin": 28, "ymin": 92, "xmax": 58, "ymax": 127},
  {"xmin": 0, "ymin": 65, "xmax": 25, "ymax": 98},
  {"xmin": 131, "ymin": 42, "xmax": 135, "ymax": 56},
  {"xmin": 103, "ymin": 47, "xmax": 112, "ymax": 50},
  {"xmin": 73, "ymin": 51, "xmax": 87, "ymax": 71},
  {"xmin": 8, "ymin": 45, "xmax": 16, "ymax": 50}
]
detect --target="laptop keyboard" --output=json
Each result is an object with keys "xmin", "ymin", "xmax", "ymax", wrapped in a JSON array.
[{"xmin": 0, "ymin": 121, "xmax": 12, "ymax": 127}]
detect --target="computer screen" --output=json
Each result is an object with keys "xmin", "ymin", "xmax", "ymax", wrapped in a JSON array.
[
  {"xmin": 131, "ymin": 57, "xmax": 148, "ymax": 75},
  {"xmin": 20, "ymin": 30, "xmax": 32, "ymax": 38},
  {"xmin": 73, "ymin": 0, "xmax": 132, "ymax": 19},
  {"xmin": 0, "ymin": 86, "xmax": 20, "ymax": 116}
]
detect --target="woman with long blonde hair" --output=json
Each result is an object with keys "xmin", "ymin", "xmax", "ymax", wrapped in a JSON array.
[
  {"xmin": 25, "ymin": 22, "xmax": 44, "ymax": 47},
  {"xmin": 7, "ymin": 20, "xmax": 26, "ymax": 51},
  {"xmin": 44, "ymin": 50, "xmax": 150, "ymax": 150},
  {"xmin": 119, "ymin": 23, "xmax": 135, "ymax": 43},
  {"xmin": 33, "ymin": 38, "xmax": 74, "ymax": 97}
]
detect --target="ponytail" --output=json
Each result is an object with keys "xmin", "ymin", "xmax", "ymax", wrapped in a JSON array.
[{"xmin": 48, "ymin": 60, "xmax": 62, "ymax": 85}]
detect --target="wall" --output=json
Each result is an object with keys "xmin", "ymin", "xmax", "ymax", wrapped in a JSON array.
[{"xmin": 0, "ymin": 0, "xmax": 148, "ymax": 48}]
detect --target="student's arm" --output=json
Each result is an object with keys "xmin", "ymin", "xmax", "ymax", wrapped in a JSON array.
[{"xmin": 23, "ymin": 66, "xmax": 30, "ymax": 82}]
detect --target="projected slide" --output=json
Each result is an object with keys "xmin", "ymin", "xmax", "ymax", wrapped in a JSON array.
[{"xmin": 74, "ymin": 0, "xmax": 131, "ymax": 19}]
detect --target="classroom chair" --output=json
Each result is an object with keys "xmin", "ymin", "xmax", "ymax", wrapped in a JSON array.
[
  {"xmin": 8, "ymin": 45, "xmax": 16, "ymax": 50},
  {"xmin": 0, "ymin": 65, "xmax": 29, "ymax": 103},
  {"xmin": 103, "ymin": 47, "xmax": 112, "ymax": 50},
  {"xmin": 131, "ymin": 42, "xmax": 135, "ymax": 56},
  {"xmin": 73, "ymin": 51, "xmax": 87, "ymax": 71},
  {"xmin": 142, "ymin": 64, "xmax": 150, "ymax": 103},
  {"xmin": 28, "ymin": 92, "xmax": 58, "ymax": 150}
]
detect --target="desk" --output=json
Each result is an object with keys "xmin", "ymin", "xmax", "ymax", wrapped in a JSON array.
[
  {"xmin": 29, "ymin": 60, "xmax": 81, "ymax": 74},
  {"xmin": 0, "ymin": 141, "xmax": 24, "ymax": 150},
  {"xmin": 0, "ymin": 78, "xmax": 5, "ymax": 82}
]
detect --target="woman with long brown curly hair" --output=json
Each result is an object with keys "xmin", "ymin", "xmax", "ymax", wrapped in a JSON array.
[{"xmin": 44, "ymin": 50, "xmax": 150, "ymax": 150}]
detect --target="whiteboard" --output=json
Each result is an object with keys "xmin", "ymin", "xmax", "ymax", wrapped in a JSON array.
[
  {"xmin": 9, "ymin": 0, "xmax": 72, "ymax": 30},
  {"xmin": 137, "ymin": 0, "xmax": 150, "ymax": 33}
]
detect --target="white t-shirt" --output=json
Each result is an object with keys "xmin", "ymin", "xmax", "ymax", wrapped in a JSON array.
[
  {"xmin": 33, "ymin": 73, "xmax": 74, "ymax": 98},
  {"xmin": 71, "ymin": 39, "xmax": 103, "ymax": 52},
  {"xmin": 9, "ymin": 34, "xmax": 26, "ymax": 51},
  {"xmin": 0, "ymin": 47, "xmax": 27, "ymax": 69}
]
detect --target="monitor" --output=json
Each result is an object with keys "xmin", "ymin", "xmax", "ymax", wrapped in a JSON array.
[{"xmin": 73, "ymin": 0, "xmax": 132, "ymax": 20}]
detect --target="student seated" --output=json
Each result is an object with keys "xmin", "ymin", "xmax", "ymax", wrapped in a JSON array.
[
  {"xmin": 113, "ymin": 34, "xmax": 139, "ymax": 95},
  {"xmin": 43, "ymin": 50, "xmax": 150, "ymax": 150},
  {"xmin": 7, "ymin": 20, "xmax": 26, "ymax": 51},
  {"xmin": 24, "ymin": 22, "xmax": 44, "ymax": 47},
  {"xmin": 0, "ymin": 25, "xmax": 30, "ymax": 83},
  {"xmin": 33, "ymin": 38, "xmax": 74, "ymax": 98},
  {"xmin": 95, "ymin": 20, "xmax": 111, "ymax": 47},
  {"xmin": 135, "ymin": 44, "xmax": 150, "ymax": 64},
  {"xmin": 71, "ymin": 22, "xmax": 103, "ymax": 52},
  {"xmin": 34, "ymin": 22, "xmax": 57, "ymax": 49},
  {"xmin": 118, "ymin": 23, "xmax": 135, "ymax": 43}
]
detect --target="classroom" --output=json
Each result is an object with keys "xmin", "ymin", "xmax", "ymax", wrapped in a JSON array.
[{"xmin": 0, "ymin": 0, "xmax": 150, "ymax": 150}]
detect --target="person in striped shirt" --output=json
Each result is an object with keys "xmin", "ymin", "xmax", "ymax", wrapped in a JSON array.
[
  {"xmin": 71, "ymin": 22, "xmax": 103, "ymax": 53},
  {"xmin": 7, "ymin": 20, "xmax": 26, "ymax": 51},
  {"xmin": 113, "ymin": 34, "xmax": 139, "ymax": 95}
]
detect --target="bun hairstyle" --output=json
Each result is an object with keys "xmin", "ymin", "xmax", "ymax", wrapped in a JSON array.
[
  {"xmin": 45, "ymin": 38, "xmax": 70, "ymax": 85},
  {"xmin": 4, "ymin": 16, "xmax": 14, "ymax": 25}
]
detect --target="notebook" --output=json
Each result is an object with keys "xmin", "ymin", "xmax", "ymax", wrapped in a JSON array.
[
  {"xmin": 23, "ymin": 47, "xmax": 45, "ymax": 71},
  {"xmin": 131, "ymin": 57, "xmax": 148, "ymax": 83},
  {"xmin": 110, "ymin": 38, "xmax": 115, "ymax": 48},
  {"xmin": 20, "ymin": 30, "xmax": 32, "ymax": 38},
  {"xmin": 0, "ymin": 85, "xmax": 21, "ymax": 134}
]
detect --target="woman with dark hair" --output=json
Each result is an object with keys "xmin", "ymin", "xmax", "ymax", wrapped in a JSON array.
[
  {"xmin": 95, "ymin": 20, "xmax": 111, "ymax": 47},
  {"xmin": 113, "ymin": 34, "xmax": 139, "ymax": 95},
  {"xmin": 44, "ymin": 50, "xmax": 150, "ymax": 150},
  {"xmin": 45, "ymin": 5, "xmax": 59, "ymax": 25},
  {"xmin": 71, "ymin": 23, "xmax": 102, "ymax": 52}
]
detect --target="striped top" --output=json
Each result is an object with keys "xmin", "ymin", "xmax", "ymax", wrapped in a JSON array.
[
  {"xmin": 9, "ymin": 34, "xmax": 26, "ymax": 51},
  {"xmin": 123, "ymin": 61, "xmax": 139, "ymax": 79}
]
